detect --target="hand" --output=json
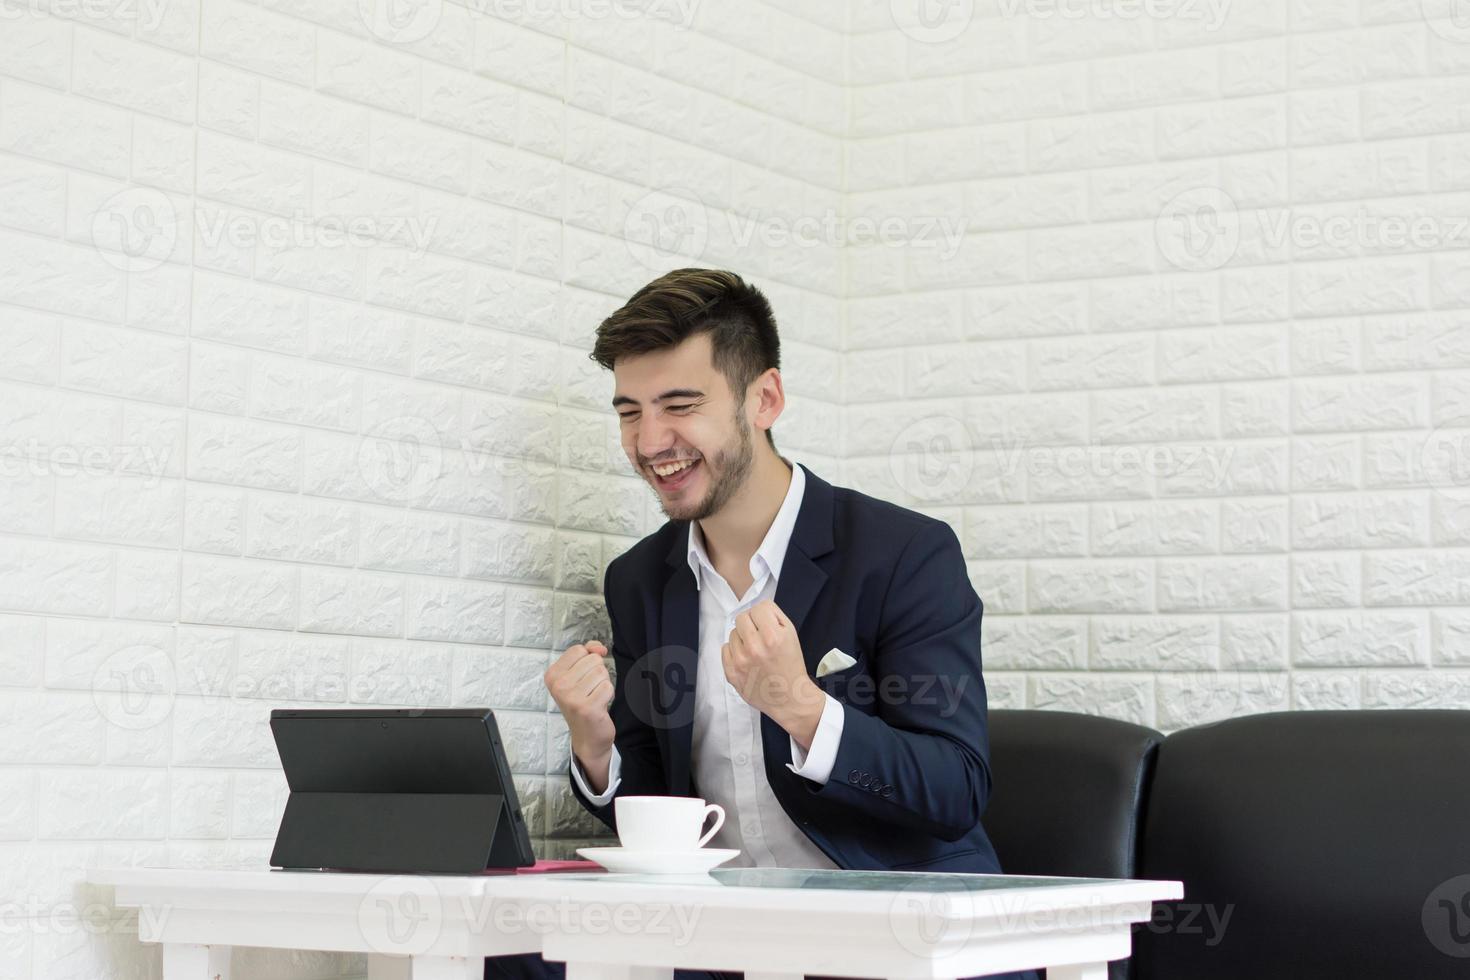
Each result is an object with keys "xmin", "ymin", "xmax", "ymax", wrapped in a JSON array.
[
  {"xmin": 721, "ymin": 600, "xmax": 825, "ymax": 743},
  {"xmin": 545, "ymin": 641, "xmax": 615, "ymax": 772}
]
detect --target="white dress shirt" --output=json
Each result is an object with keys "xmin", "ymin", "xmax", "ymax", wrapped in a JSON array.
[{"xmin": 571, "ymin": 461, "xmax": 843, "ymax": 868}]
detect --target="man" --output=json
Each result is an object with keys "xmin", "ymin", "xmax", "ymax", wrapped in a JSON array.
[{"xmin": 487, "ymin": 269, "xmax": 1035, "ymax": 980}]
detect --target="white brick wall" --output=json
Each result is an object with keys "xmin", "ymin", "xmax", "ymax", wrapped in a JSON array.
[
  {"xmin": 6, "ymin": 0, "xmax": 1470, "ymax": 975},
  {"xmin": 849, "ymin": 0, "xmax": 1470, "ymax": 735},
  {"xmin": 0, "ymin": 2, "xmax": 845, "ymax": 975}
]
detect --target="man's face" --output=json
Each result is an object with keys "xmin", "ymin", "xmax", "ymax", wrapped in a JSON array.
[{"xmin": 612, "ymin": 333, "xmax": 756, "ymax": 522}]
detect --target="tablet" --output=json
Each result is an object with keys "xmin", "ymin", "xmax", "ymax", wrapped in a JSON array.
[{"xmin": 269, "ymin": 707, "xmax": 536, "ymax": 874}]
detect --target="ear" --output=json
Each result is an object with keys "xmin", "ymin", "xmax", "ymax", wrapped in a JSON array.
[{"xmin": 749, "ymin": 367, "xmax": 785, "ymax": 434}]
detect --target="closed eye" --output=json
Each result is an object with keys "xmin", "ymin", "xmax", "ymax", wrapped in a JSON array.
[{"xmin": 618, "ymin": 404, "xmax": 694, "ymax": 422}]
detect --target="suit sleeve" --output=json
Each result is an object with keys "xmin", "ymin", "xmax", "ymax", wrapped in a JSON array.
[
  {"xmin": 567, "ymin": 560, "xmax": 668, "ymax": 831},
  {"xmin": 786, "ymin": 692, "xmax": 845, "ymax": 783},
  {"xmin": 793, "ymin": 519, "xmax": 992, "ymax": 842},
  {"xmin": 569, "ymin": 743, "xmax": 621, "ymax": 805}
]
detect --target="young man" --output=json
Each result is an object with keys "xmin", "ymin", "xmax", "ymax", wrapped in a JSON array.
[{"xmin": 488, "ymin": 269, "xmax": 1034, "ymax": 980}]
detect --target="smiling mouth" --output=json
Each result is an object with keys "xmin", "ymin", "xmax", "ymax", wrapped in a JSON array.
[{"xmin": 650, "ymin": 457, "xmax": 700, "ymax": 491}]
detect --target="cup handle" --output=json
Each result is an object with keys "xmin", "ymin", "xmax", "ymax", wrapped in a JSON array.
[{"xmin": 697, "ymin": 803, "xmax": 725, "ymax": 847}]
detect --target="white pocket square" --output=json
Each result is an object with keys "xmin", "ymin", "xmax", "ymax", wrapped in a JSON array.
[{"xmin": 815, "ymin": 647, "xmax": 857, "ymax": 678}]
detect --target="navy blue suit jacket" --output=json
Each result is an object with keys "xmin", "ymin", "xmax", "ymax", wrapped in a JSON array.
[{"xmin": 569, "ymin": 461, "xmax": 1005, "ymax": 876}]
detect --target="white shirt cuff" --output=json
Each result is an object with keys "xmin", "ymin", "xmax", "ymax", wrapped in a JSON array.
[
  {"xmin": 785, "ymin": 693, "xmax": 844, "ymax": 785},
  {"xmin": 570, "ymin": 743, "xmax": 621, "ymax": 806}
]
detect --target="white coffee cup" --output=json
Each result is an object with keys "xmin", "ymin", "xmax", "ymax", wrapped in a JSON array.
[{"xmin": 614, "ymin": 795, "xmax": 725, "ymax": 852}]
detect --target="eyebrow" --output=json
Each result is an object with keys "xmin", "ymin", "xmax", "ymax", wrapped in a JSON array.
[{"xmin": 611, "ymin": 389, "xmax": 705, "ymax": 409}]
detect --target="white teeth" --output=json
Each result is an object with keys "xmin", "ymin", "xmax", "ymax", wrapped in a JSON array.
[{"xmin": 653, "ymin": 459, "xmax": 696, "ymax": 478}]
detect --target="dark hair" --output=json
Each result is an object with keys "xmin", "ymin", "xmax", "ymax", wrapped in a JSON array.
[{"xmin": 591, "ymin": 268, "xmax": 781, "ymax": 449}]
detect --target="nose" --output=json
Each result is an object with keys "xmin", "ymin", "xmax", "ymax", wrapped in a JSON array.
[{"xmin": 633, "ymin": 413, "xmax": 676, "ymax": 465}]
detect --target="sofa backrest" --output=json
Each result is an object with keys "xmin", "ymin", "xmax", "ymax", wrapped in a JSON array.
[
  {"xmin": 984, "ymin": 710, "xmax": 1165, "ymax": 980},
  {"xmin": 985, "ymin": 709, "xmax": 1164, "ymax": 880},
  {"xmin": 1134, "ymin": 709, "xmax": 1470, "ymax": 980}
]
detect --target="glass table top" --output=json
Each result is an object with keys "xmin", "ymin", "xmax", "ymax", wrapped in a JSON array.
[{"xmin": 539, "ymin": 868, "xmax": 1117, "ymax": 892}]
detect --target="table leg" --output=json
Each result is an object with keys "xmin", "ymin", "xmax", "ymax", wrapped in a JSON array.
[
  {"xmin": 409, "ymin": 956, "xmax": 484, "ymax": 980},
  {"xmin": 562, "ymin": 964, "xmax": 673, "ymax": 980},
  {"xmin": 161, "ymin": 943, "xmax": 231, "ymax": 980},
  {"xmin": 369, "ymin": 955, "xmax": 412, "ymax": 980},
  {"xmin": 1047, "ymin": 963, "xmax": 1108, "ymax": 980}
]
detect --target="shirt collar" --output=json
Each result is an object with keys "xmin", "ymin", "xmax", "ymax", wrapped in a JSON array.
[{"xmin": 686, "ymin": 460, "xmax": 806, "ymax": 593}]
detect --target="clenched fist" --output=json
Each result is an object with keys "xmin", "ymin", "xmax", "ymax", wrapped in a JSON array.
[
  {"xmin": 721, "ymin": 600, "xmax": 826, "ymax": 748},
  {"xmin": 545, "ymin": 641, "xmax": 616, "ymax": 791}
]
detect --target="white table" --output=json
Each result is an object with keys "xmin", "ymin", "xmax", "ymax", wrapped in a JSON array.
[{"xmin": 87, "ymin": 866, "xmax": 1182, "ymax": 980}]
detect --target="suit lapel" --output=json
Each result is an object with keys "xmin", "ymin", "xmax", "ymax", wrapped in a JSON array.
[
  {"xmin": 773, "ymin": 547, "xmax": 830, "ymax": 680},
  {"xmin": 659, "ymin": 553, "xmax": 699, "ymax": 797},
  {"xmin": 765, "ymin": 464, "xmax": 837, "ymax": 769},
  {"xmin": 775, "ymin": 463, "xmax": 837, "ymax": 674}
]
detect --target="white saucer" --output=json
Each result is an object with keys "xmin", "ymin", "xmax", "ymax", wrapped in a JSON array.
[{"xmin": 576, "ymin": 846, "xmax": 740, "ymax": 875}]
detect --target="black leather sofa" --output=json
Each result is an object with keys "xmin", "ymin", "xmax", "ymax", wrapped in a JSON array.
[{"xmin": 981, "ymin": 708, "xmax": 1470, "ymax": 980}]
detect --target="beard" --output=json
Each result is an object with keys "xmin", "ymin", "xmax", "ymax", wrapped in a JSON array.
[{"xmin": 652, "ymin": 408, "xmax": 755, "ymax": 523}]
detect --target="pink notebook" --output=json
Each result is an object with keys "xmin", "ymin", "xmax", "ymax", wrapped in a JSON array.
[{"xmin": 482, "ymin": 859, "xmax": 604, "ymax": 874}]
